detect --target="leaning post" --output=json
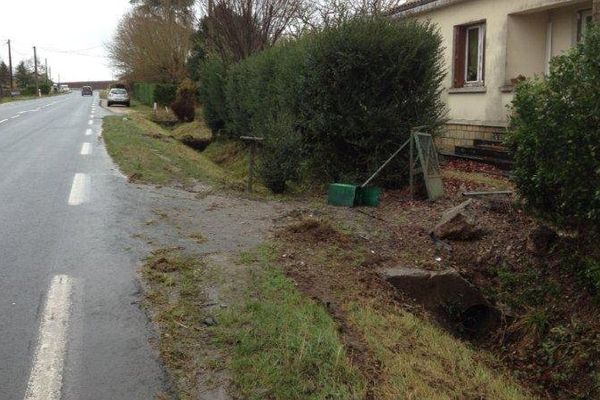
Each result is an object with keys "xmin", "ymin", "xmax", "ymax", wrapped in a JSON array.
[{"xmin": 240, "ymin": 136, "xmax": 264, "ymax": 193}]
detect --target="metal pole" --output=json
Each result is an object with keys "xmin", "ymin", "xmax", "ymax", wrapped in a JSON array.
[
  {"xmin": 248, "ymin": 142, "xmax": 255, "ymax": 193},
  {"xmin": 409, "ymin": 132, "xmax": 415, "ymax": 199},
  {"xmin": 33, "ymin": 46, "xmax": 39, "ymax": 95},
  {"xmin": 7, "ymin": 40, "xmax": 13, "ymax": 91},
  {"xmin": 45, "ymin": 58, "xmax": 48, "ymax": 84}
]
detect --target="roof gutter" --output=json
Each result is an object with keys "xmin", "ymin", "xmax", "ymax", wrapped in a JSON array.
[{"xmin": 391, "ymin": 0, "xmax": 471, "ymax": 18}]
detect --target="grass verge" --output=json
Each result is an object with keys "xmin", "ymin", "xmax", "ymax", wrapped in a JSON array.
[
  {"xmin": 102, "ymin": 115, "xmax": 244, "ymax": 189},
  {"xmin": 213, "ymin": 246, "xmax": 366, "ymax": 399},
  {"xmin": 276, "ymin": 217, "xmax": 534, "ymax": 400}
]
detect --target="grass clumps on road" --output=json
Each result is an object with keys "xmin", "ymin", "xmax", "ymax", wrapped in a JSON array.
[
  {"xmin": 212, "ymin": 246, "xmax": 366, "ymax": 400},
  {"xmin": 142, "ymin": 250, "xmax": 209, "ymax": 400},
  {"xmin": 102, "ymin": 115, "xmax": 242, "ymax": 189}
]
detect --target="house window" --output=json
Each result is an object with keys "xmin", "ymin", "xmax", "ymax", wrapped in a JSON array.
[
  {"xmin": 453, "ymin": 22, "xmax": 486, "ymax": 88},
  {"xmin": 578, "ymin": 9, "xmax": 593, "ymax": 42}
]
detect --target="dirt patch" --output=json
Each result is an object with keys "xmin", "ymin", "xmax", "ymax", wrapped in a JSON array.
[{"xmin": 274, "ymin": 160, "xmax": 600, "ymax": 399}]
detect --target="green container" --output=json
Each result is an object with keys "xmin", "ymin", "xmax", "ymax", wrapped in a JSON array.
[
  {"xmin": 356, "ymin": 186, "xmax": 381, "ymax": 207},
  {"xmin": 327, "ymin": 183, "xmax": 358, "ymax": 207},
  {"xmin": 328, "ymin": 184, "xmax": 381, "ymax": 207}
]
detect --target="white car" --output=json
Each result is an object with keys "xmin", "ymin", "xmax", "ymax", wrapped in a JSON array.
[{"xmin": 107, "ymin": 88, "xmax": 130, "ymax": 107}]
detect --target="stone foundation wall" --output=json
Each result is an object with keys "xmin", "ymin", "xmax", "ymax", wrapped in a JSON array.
[{"xmin": 435, "ymin": 123, "xmax": 507, "ymax": 153}]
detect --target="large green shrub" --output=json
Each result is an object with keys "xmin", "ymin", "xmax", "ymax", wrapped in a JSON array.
[
  {"xmin": 200, "ymin": 17, "xmax": 446, "ymax": 192},
  {"xmin": 507, "ymin": 25, "xmax": 600, "ymax": 229},
  {"xmin": 198, "ymin": 58, "xmax": 228, "ymax": 132},
  {"xmin": 301, "ymin": 18, "xmax": 446, "ymax": 184},
  {"xmin": 154, "ymin": 83, "xmax": 177, "ymax": 106}
]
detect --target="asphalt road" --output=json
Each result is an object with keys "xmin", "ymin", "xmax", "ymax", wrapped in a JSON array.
[{"xmin": 0, "ymin": 93, "xmax": 166, "ymax": 399}]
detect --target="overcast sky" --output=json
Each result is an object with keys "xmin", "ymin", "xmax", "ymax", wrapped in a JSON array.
[{"xmin": 0, "ymin": 1, "xmax": 132, "ymax": 82}]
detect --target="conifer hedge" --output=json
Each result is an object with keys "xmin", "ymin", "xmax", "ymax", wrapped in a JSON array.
[{"xmin": 199, "ymin": 17, "xmax": 446, "ymax": 192}]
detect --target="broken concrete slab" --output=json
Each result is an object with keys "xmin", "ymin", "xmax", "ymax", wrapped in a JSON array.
[
  {"xmin": 381, "ymin": 266, "xmax": 499, "ymax": 336},
  {"xmin": 431, "ymin": 199, "xmax": 483, "ymax": 241}
]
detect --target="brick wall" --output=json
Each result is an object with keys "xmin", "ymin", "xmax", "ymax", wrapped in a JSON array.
[{"xmin": 436, "ymin": 123, "xmax": 506, "ymax": 153}]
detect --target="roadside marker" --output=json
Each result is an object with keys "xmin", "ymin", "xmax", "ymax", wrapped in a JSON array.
[
  {"xmin": 24, "ymin": 275, "xmax": 73, "ymax": 400},
  {"xmin": 81, "ymin": 143, "xmax": 92, "ymax": 155},
  {"xmin": 67, "ymin": 173, "xmax": 90, "ymax": 206}
]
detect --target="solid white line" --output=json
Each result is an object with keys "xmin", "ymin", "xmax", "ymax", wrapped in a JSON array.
[
  {"xmin": 67, "ymin": 173, "xmax": 90, "ymax": 206},
  {"xmin": 0, "ymin": 119, "xmax": 7, "ymax": 124},
  {"xmin": 85, "ymin": 128, "xmax": 92, "ymax": 136},
  {"xmin": 87, "ymin": 120, "xmax": 93, "ymax": 125},
  {"xmin": 24, "ymin": 275, "xmax": 72, "ymax": 400},
  {"xmin": 80, "ymin": 143, "xmax": 92, "ymax": 155},
  {"xmin": 11, "ymin": 115, "xmax": 20, "ymax": 119}
]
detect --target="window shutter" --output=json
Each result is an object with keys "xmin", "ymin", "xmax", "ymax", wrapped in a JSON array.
[{"xmin": 453, "ymin": 26, "xmax": 466, "ymax": 88}]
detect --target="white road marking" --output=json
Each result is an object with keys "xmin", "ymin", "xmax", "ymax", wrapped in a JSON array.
[
  {"xmin": 90, "ymin": 114, "xmax": 94, "ymax": 118},
  {"xmin": 0, "ymin": 119, "xmax": 7, "ymax": 124},
  {"xmin": 80, "ymin": 143, "xmax": 92, "ymax": 155},
  {"xmin": 11, "ymin": 115, "xmax": 20, "ymax": 119},
  {"xmin": 85, "ymin": 128, "xmax": 92, "ymax": 136},
  {"xmin": 88, "ymin": 120, "xmax": 93, "ymax": 125},
  {"xmin": 24, "ymin": 275, "xmax": 73, "ymax": 400},
  {"xmin": 67, "ymin": 173, "xmax": 90, "ymax": 206}
]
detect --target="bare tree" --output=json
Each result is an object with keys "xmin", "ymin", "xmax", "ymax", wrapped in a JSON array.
[
  {"xmin": 299, "ymin": 0, "xmax": 408, "ymax": 29},
  {"xmin": 199, "ymin": 0, "xmax": 304, "ymax": 61},
  {"xmin": 108, "ymin": 6, "xmax": 194, "ymax": 82}
]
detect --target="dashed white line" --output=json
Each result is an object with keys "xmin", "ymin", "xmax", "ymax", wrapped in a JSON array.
[
  {"xmin": 87, "ymin": 120, "xmax": 93, "ymax": 125},
  {"xmin": 67, "ymin": 173, "xmax": 90, "ymax": 206},
  {"xmin": 0, "ymin": 119, "xmax": 7, "ymax": 124},
  {"xmin": 24, "ymin": 274, "xmax": 73, "ymax": 400},
  {"xmin": 85, "ymin": 128, "xmax": 92, "ymax": 136},
  {"xmin": 11, "ymin": 115, "xmax": 20, "ymax": 119},
  {"xmin": 80, "ymin": 143, "xmax": 92, "ymax": 155}
]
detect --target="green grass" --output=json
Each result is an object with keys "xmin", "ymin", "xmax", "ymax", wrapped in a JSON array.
[
  {"xmin": 213, "ymin": 246, "xmax": 366, "ymax": 400},
  {"xmin": 348, "ymin": 300, "xmax": 533, "ymax": 400},
  {"xmin": 102, "ymin": 115, "xmax": 244, "ymax": 189}
]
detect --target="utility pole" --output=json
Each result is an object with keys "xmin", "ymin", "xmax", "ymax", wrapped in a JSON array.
[
  {"xmin": 33, "ymin": 46, "xmax": 39, "ymax": 95},
  {"xmin": 7, "ymin": 40, "xmax": 13, "ymax": 91},
  {"xmin": 45, "ymin": 58, "xmax": 48, "ymax": 84}
]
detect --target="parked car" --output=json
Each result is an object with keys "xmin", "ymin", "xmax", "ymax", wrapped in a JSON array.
[
  {"xmin": 107, "ymin": 88, "xmax": 130, "ymax": 107},
  {"xmin": 82, "ymin": 86, "xmax": 93, "ymax": 96}
]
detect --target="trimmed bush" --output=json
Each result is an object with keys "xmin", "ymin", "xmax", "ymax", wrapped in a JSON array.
[
  {"xmin": 200, "ymin": 17, "xmax": 446, "ymax": 192},
  {"xmin": 171, "ymin": 79, "xmax": 197, "ymax": 122},
  {"xmin": 154, "ymin": 83, "xmax": 177, "ymax": 106},
  {"xmin": 507, "ymin": 25, "xmax": 600, "ymax": 229}
]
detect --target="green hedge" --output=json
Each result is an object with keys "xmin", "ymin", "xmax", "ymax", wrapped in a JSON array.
[
  {"xmin": 199, "ymin": 17, "xmax": 446, "ymax": 192},
  {"xmin": 133, "ymin": 82, "xmax": 178, "ymax": 106},
  {"xmin": 507, "ymin": 25, "xmax": 600, "ymax": 229},
  {"xmin": 134, "ymin": 82, "xmax": 155, "ymax": 106}
]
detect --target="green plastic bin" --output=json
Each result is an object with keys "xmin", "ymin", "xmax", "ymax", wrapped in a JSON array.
[
  {"xmin": 328, "ymin": 184, "xmax": 381, "ymax": 207},
  {"xmin": 356, "ymin": 186, "xmax": 381, "ymax": 207},
  {"xmin": 328, "ymin": 184, "xmax": 357, "ymax": 207}
]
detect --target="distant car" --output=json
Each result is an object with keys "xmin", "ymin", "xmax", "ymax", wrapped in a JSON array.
[
  {"xmin": 107, "ymin": 88, "xmax": 130, "ymax": 107},
  {"xmin": 82, "ymin": 86, "xmax": 93, "ymax": 96}
]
